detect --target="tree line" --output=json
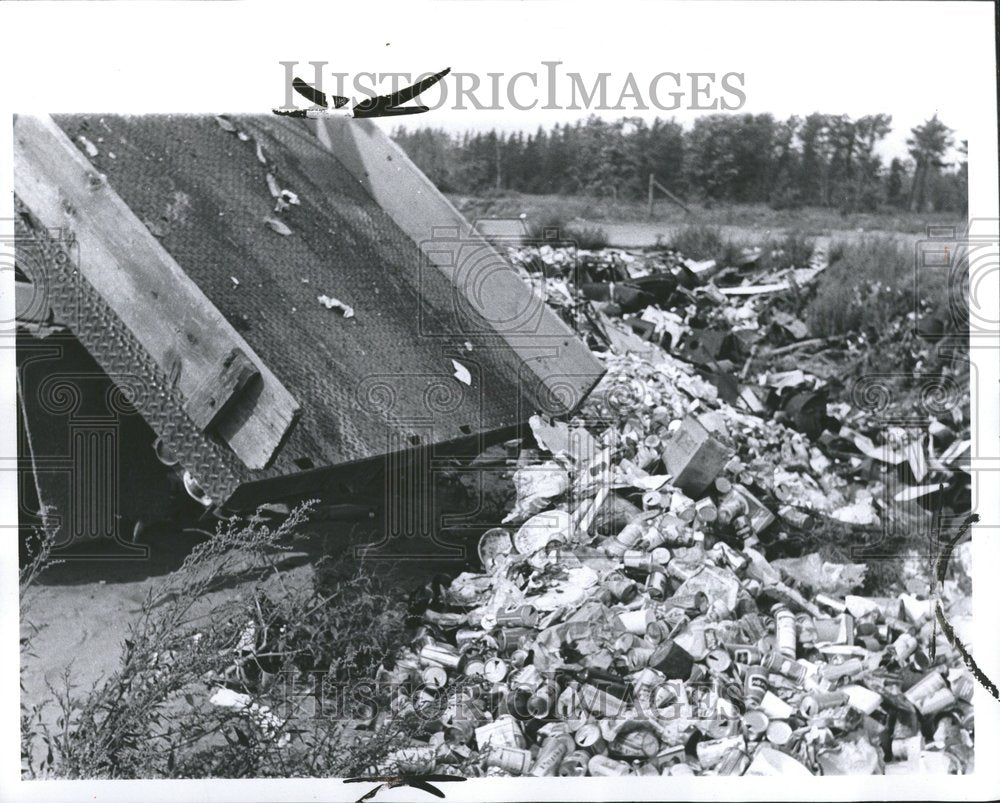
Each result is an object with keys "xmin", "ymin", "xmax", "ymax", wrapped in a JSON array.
[{"xmin": 392, "ymin": 113, "xmax": 967, "ymax": 213}]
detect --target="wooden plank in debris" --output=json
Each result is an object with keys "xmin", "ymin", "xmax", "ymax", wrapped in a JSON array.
[
  {"xmin": 718, "ymin": 283, "xmax": 789, "ymax": 296},
  {"xmin": 314, "ymin": 116, "xmax": 605, "ymax": 415},
  {"xmin": 13, "ymin": 114, "xmax": 300, "ymax": 469}
]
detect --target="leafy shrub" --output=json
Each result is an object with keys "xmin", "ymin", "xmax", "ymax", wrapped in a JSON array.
[
  {"xmin": 527, "ymin": 214, "xmax": 609, "ymax": 250},
  {"xmin": 761, "ymin": 231, "xmax": 815, "ymax": 271},
  {"xmin": 20, "ymin": 504, "xmax": 414, "ymax": 780},
  {"xmin": 567, "ymin": 225, "xmax": 610, "ymax": 250},
  {"xmin": 666, "ymin": 224, "xmax": 726, "ymax": 261},
  {"xmin": 805, "ymin": 235, "xmax": 929, "ymax": 338}
]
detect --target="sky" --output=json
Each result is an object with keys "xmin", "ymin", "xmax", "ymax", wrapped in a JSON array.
[
  {"xmin": 373, "ymin": 1, "xmax": 981, "ymax": 165},
  {"xmin": 2, "ymin": 1, "xmax": 986, "ymax": 165}
]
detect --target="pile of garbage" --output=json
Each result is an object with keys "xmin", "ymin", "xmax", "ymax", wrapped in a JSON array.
[
  {"xmin": 373, "ymin": 420, "xmax": 973, "ymax": 776},
  {"xmin": 366, "ymin": 239, "xmax": 974, "ymax": 777}
]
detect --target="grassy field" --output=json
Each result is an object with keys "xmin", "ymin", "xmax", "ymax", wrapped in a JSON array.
[{"xmin": 450, "ymin": 191, "xmax": 964, "ymax": 246}]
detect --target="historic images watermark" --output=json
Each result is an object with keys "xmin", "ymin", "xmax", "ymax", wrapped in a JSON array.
[{"xmin": 276, "ymin": 62, "xmax": 747, "ymax": 114}]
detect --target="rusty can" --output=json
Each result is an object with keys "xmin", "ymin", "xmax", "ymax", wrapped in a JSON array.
[
  {"xmin": 771, "ymin": 603, "xmax": 797, "ymax": 659},
  {"xmin": 649, "ymin": 641, "xmax": 695, "ymax": 680},
  {"xmin": 460, "ymin": 653, "xmax": 486, "ymax": 678},
  {"xmin": 765, "ymin": 719, "xmax": 793, "ymax": 747},
  {"xmin": 663, "ymin": 591, "xmax": 709, "ymax": 614},
  {"xmin": 485, "ymin": 745, "xmax": 533, "ymax": 775},
  {"xmin": 744, "ymin": 665, "xmax": 768, "ymax": 707},
  {"xmin": 419, "ymin": 643, "xmax": 461, "ymax": 669},
  {"xmin": 821, "ymin": 657, "xmax": 865, "ymax": 683},
  {"xmin": 950, "ymin": 670, "xmax": 975, "ymax": 702},
  {"xmin": 909, "ymin": 647, "xmax": 932, "ymax": 671},
  {"xmin": 761, "ymin": 652, "xmax": 807, "ymax": 684},
  {"xmin": 695, "ymin": 497, "xmax": 718, "ymax": 524},
  {"xmin": 716, "ymin": 493, "xmax": 745, "ymax": 525},
  {"xmin": 579, "ymin": 683, "xmax": 629, "ymax": 718},
  {"xmin": 421, "ymin": 665, "xmax": 448, "ymax": 688},
  {"xmin": 716, "ymin": 747, "xmax": 749, "ymax": 776},
  {"xmin": 918, "ymin": 687, "xmax": 957, "ymax": 716},
  {"xmin": 744, "ymin": 709, "xmax": 769, "ymax": 739},
  {"xmin": 696, "ymin": 735, "xmax": 743, "ymax": 769},
  {"xmin": 730, "ymin": 645, "xmax": 764, "ymax": 665},
  {"xmin": 496, "ymin": 628, "xmax": 536, "ymax": 656},
  {"xmin": 528, "ymin": 735, "xmax": 573, "ymax": 777},
  {"xmin": 891, "ymin": 734, "xmax": 924, "ymax": 762},
  {"xmin": 474, "ymin": 715, "xmax": 524, "ymax": 750},
  {"xmin": 527, "ymin": 685, "xmax": 553, "ymax": 719},
  {"xmin": 559, "ymin": 749, "xmax": 591, "ymax": 776},
  {"xmin": 454, "ymin": 628, "xmax": 486, "ymax": 648},
  {"xmin": 574, "ymin": 720, "xmax": 607, "ymax": 753},
  {"xmin": 646, "ymin": 570, "xmax": 668, "ymax": 600},
  {"xmin": 484, "ymin": 657, "xmax": 508, "ymax": 683},
  {"xmin": 495, "ymin": 605, "xmax": 539, "ymax": 628},
  {"xmin": 623, "ymin": 550, "xmax": 655, "ymax": 574},
  {"xmin": 508, "ymin": 664, "xmax": 542, "ymax": 690},
  {"xmin": 669, "ymin": 491, "xmax": 697, "ymax": 523},
  {"xmin": 835, "ymin": 612, "xmax": 855, "ymax": 645},
  {"xmin": 587, "ymin": 754, "xmax": 631, "ymax": 776},
  {"xmin": 650, "ymin": 744, "xmax": 687, "ymax": 771},
  {"xmin": 605, "ymin": 571, "xmax": 639, "ymax": 603},
  {"xmin": 706, "ymin": 648, "xmax": 732, "ymax": 674},
  {"xmin": 444, "ymin": 718, "xmax": 474, "ymax": 745},
  {"xmin": 610, "ymin": 729, "xmax": 660, "ymax": 758},
  {"xmin": 799, "ymin": 690, "xmax": 849, "ymax": 716},
  {"xmin": 645, "ymin": 619, "xmax": 673, "ymax": 644},
  {"xmin": 626, "ymin": 646, "xmax": 655, "ymax": 670},
  {"xmin": 815, "ymin": 594, "xmax": 848, "ymax": 614},
  {"xmin": 619, "ymin": 608, "xmax": 654, "ymax": 635},
  {"xmin": 795, "ymin": 613, "xmax": 818, "ymax": 648},
  {"xmin": 812, "ymin": 616, "xmax": 841, "ymax": 643},
  {"xmin": 892, "ymin": 632, "xmax": 919, "ymax": 663}
]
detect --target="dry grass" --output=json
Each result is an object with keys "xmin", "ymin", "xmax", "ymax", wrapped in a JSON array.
[
  {"xmin": 20, "ymin": 505, "xmax": 414, "ymax": 780},
  {"xmin": 451, "ymin": 191, "xmax": 963, "ymax": 236}
]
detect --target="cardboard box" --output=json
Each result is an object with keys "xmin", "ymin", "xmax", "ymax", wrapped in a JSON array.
[{"xmin": 662, "ymin": 415, "xmax": 732, "ymax": 497}]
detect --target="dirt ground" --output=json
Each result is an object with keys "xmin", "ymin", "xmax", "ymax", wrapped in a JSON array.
[{"xmin": 19, "ymin": 458, "xmax": 510, "ymax": 740}]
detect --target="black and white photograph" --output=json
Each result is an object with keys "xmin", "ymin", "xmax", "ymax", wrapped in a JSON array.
[{"xmin": 1, "ymin": 2, "xmax": 998, "ymax": 800}]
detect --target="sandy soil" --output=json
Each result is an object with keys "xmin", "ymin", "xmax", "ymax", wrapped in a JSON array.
[{"xmin": 19, "ymin": 463, "xmax": 507, "ymax": 752}]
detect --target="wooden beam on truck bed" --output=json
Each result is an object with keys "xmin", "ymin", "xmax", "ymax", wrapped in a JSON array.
[{"xmin": 14, "ymin": 114, "xmax": 300, "ymax": 469}]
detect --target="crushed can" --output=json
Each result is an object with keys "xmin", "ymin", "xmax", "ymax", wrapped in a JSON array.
[
  {"xmin": 528, "ymin": 734, "xmax": 573, "ymax": 777},
  {"xmin": 587, "ymin": 754, "xmax": 631, "ymax": 776},
  {"xmin": 485, "ymin": 745, "xmax": 533, "ymax": 775}
]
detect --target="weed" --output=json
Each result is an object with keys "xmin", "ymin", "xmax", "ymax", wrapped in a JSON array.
[
  {"xmin": 20, "ymin": 504, "xmax": 413, "ymax": 779},
  {"xmin": 804, "ymin": 235, "xmax": 923, "ymax": 338},
  {"xmin": 760, "ymin": 231, "xmax": 816, "ymax": 271},
  {"xmin": 527, "ymin": 213, "xmax": 609, "ymax": 250},
  {"xmin": 666, "ymin": 224, "xmax": 726, "ymax": 261}
]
